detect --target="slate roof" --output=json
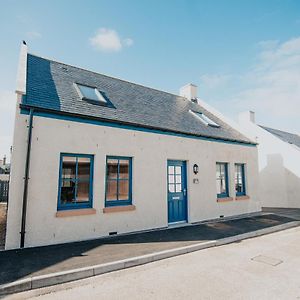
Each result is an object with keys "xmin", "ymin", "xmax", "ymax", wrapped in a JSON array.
[
  {"xmin": 260, "ymin": 125, "xmax": 300, "ymax": 149},
  {"xmin": 23, "ymin": 53, "xmax": 254, "ymax": 145}
]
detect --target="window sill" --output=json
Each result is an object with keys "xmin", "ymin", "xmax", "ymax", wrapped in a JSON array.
[
  {"xmin": 56, "ymin": 208, "xmax": 96, "ymax": 218},
  {"xmin": 235, "ymin": 195, "xmax": 250, "ymax": 201},
  {"xmin": 217, "ymin": 197, "xmax": 233, "ymax": 203},
  {"xmin": 103, "ymin": 205, "xmax": 136, "ymax": 213}
]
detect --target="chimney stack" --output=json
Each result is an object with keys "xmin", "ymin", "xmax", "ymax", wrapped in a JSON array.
[
  {"xmin": 16, "ymin": 41, "xmax": 28, "ymax": 95},
  {"xmin": 238, "ymin": 111, "xmax": 256, "ymax": 124},
  {"xmin": 180, "ymin": 84, "xmax": 198, "ymax": 102},
  {"xmin": 3, "ymin": 155, "xmax": 6, "ymax": 166}
]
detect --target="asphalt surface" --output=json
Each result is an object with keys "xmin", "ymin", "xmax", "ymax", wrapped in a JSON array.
[
  {"xmin": 9, "ymin": 225, "xmax": 300, "ymax": 300},
  {"xmin": 0, "ymin": 213, "xmax": 296, "ymax": 286}
]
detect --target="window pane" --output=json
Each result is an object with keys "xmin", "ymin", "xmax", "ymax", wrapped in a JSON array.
[
  {"xmin": 76, "ymin": 181, "xmax": 89, "ymax": 202},
  {"xmin": 168, "ymin": 166, "xmax": 175, "ymax": 175},
  {"xmin": 175, "ymin": 166, "xmax": 181, "ymax": 175},
  {"xmin": 176, "ymin": 184, "xmax": 182, "ymax": 192},
  {"xmin": 77, "ymin": 84, "xmax": 107, "ymax": 103},
  {"xmin": 175, "ymin": 175, "xmax": 181, "ymax": 184},
  {"xmin": 220, "ymin": 164, "xmax": 225, "ymax": 177},
  {"xmin": 78, "ymin": 85, "xmax": 98, "ymax": 101},
  {"xmin": 62, "ymin": 156, "xmax": 76, "ymax": 179},
  {"xmin": 106, "ymin": 180, "xmax": 117, "ymax": 201},
  {"xmin": 216, "ymin": 163, "xmax": 228, "ymax": 196},
  {"xmin": 216, "ymin": 180, "xmax": 221, "ymax": 195},
  {"xmin": 61, "ymin": 180, "xmax": 76, "ymax": 204},
  {"xmin": 119, "ymin": 159, "xmax": 129, "ymax": 179},
  {"xmin": 220, "ymin": 178, "xmax": 226, "ymax": 194},
  {"xmin": 235, "ymin": 164, "xmax": 245, "ymax": 194},
  {"xmin": 168, "ymin": 175, "xmax": 174, "ymax": 184},
  {"xmin": 77, "ymin": 157, "xmax": 90, "ymax": 181},
  {"xmin": 118, "ymin": 180, "xmax": 129, "ymax": 200},
  {"xmin": 236, "ymin": 183, "xmax": 243, "ymax": 193},
  {"xmin": 199, "ymin": 113, "xmax": 220, "ymax": 127},
  {"xmin": 216, "ymin": 164, "xmax": 221, "ymax": 180},
  {"xmin": 107, "ymin": 159, "xmax": 118, "ymax": 179},
  {"xmin": 169, "ymin": 184, "xmax": 175, "ymax": 193}
]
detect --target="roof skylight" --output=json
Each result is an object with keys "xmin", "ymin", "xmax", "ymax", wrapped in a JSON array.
[
  {"xmin": 190, "ymin": 110, "xmax": 220, "ymax": 127},
  {"xmin": 75, "ymin": 83, "xmax": 107, "ymax": 103}
]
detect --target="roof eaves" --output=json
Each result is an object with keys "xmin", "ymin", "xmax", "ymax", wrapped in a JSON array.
[{"xmin": 20, "ymin": 103, "xmax": 257, "ymax": 146}]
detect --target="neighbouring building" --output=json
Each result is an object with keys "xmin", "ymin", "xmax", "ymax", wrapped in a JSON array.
[
  {"xmin": 0, "ymin": 156, "xmax": 10, "ymax": 203},
  {"xmin": 239, "ymin": 111, "xmax": 300, "ymax": 209},
  {"xmin": 5, "ymin": 44, "xmax": 261, "ymax": 249},
  {"xmin": 0, "ymin": 156, "xmax": 10, "ymax": 180}
]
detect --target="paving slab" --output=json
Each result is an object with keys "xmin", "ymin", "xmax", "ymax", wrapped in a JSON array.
[
  {"xmin": 262, "ymin": 207, "xmax": 300, "ymax": 220},
  {"xmin": 0, "ymin": 213, "xmax": 296, "ymax": 289}
]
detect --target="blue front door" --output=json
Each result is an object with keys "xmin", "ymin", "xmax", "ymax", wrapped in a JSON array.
[{"xmin": 167, "ymin": 160, "xmax": 187, "ymax": 223}]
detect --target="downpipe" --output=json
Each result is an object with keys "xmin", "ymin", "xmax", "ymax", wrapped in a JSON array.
[{"xmin": 20, "ymin": 108, "xmax": 34, "ymax": 248}]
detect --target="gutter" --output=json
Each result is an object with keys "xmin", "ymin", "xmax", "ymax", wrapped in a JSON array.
[
  {"xmin": 20, "ymin": 108, "xmax": 34, "ymax": 248},
  {"xmin": 19, "ymin": 104, "xmax": 257, "ymax": 146}
]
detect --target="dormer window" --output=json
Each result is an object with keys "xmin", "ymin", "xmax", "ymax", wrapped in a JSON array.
[
  {"xmin": 75, "ymin": 83, "xmax": 107, "ymax": 104},
  {"xmin": 190, "ymin": 110, "xmax": 220, "ymax": 127}
]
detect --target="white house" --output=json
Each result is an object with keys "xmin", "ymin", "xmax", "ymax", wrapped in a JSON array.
[
  {"xmin": 239, "ymin": 111, "xmax": 300, "ymax": 209},
  {"xmin": 5, "ymin": 44, "xmax": 261, "ymax": 249}
]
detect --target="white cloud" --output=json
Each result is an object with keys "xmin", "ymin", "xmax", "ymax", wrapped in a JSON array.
[
  {"xmin": 89, "ymin": 28, "xmax": 133, "ymax": 52},
  {"xmin": 229, "ymin": 37, "xmax": 300, "ymax": 119},
  {"xmin": 123, "ymin": 38, "xmax": 133, "ymax": 47},
  {"xmin": 200, "ymin": 73, "xmax": 231, "ymax": 89},
  {"xmin": 257, "ymin": 39, "xmax": 279, "ymax": 51},
  {"xmin": 26, "ymin": 31, "xmax": 42, "ymax": 40}
]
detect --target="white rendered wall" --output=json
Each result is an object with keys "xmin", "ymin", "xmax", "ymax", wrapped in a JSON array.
[
  {"xmin": 6, "ymin": 113, "xmax": 260, "ymax": 249},
  {"xmin": 5, "ymin": 94, "xmax": 28, "ymax": 249},
  {"xmin": 239, "ymin": 117, "xmax": 300, "ymax": 208}
]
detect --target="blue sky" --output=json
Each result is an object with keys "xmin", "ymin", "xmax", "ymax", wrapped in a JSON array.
[{"xmin": 1, "ymin": 0, "xmax": 300, "ymax": 159}]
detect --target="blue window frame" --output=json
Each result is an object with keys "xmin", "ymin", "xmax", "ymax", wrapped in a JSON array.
[
  {"xmin": 235, "ymin": 163, "xmax": 246, "ymax": 196},
  {"xmin": 216, "ymin": 162, "xmax": 229, "ymax": 198},
  {"xmin": 105, "ymin": 156, "xmax": 132, "ymax": 207},
  {"xmin": 57, "ymin": 153, "xmax": 94, "ymax": 210}
]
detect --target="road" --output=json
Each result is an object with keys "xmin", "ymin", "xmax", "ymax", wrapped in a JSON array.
[{"xmin": 5, "ymin": 226, "xmax": 300, "ymax": 300}]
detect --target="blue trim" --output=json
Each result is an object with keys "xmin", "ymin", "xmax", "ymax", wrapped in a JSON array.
[
  {"xmin": 167, "ymin": 160, "xmax": 188, "ymax": 223},
  {"xmin": 216, "ymin": 162, "xmax": 229, "ymax": 198},
  {"xmin": 57, "ymin": 153, "xmax": 94, "ymax": 211},
  {"xmin": 20, "ymin": 108, "xmax": 256, "ymax": 147},
  {"xmin": 105, "ymin": 156, "xmax": 132, "ymax": 207},
  {"xmin": 235, "ymin": 163, "xmax": 246, "ymax": 196}
]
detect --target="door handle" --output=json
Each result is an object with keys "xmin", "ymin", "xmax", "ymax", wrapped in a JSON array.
[{"xmin": 183, "ymin": 189, "xmax": 187, "ymax": 196}]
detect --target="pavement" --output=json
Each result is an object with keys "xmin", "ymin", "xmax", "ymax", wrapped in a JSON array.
[
  {"xmin": 262, "ymin": 207, "xmax": 300, "ymax": 220},
  {"xmin": 7, "ymin": 225, "xmax": 300, "ymax": 300},
  {"xmin": 0, "ymin": 211, "xmax": 299, "ymax": 295}
]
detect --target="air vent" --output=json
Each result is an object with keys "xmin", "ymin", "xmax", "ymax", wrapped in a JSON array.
[{"xmin": 109, "ymin": 231, "xmax": 118, "ymax": 236}]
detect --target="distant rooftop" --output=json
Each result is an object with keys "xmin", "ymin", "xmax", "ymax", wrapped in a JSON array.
[{"xmin": 259, "ymin": 125, "xmax": 300, "ymax": 149}]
